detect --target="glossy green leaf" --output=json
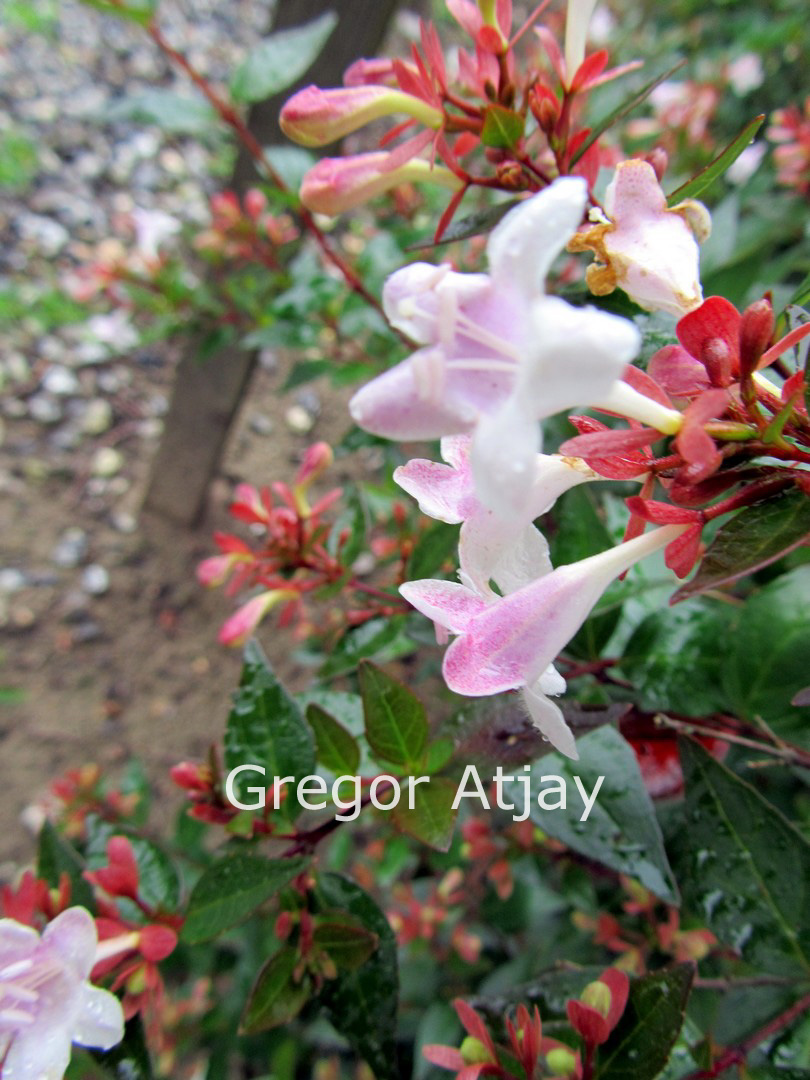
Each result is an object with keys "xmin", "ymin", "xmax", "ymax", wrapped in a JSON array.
[
  {"xmin": 358, "ymin": 660, "xmax": 428, "ymax": 768},
  {"xmin": 240, "ymin": 946, "xmax": 311, "ymax": 1034},
  {"xmin": 667, "ymin": 114, "xmax": 765, "ymax": 205},
  {"xmin": 182, "ymin": 854, "xmax": 308, "ymax": 943},
  {"xmin": 620, "ymin": 600, "xmax": 735, "ymax": 716},
  {"xmin": 318, "ymin": 615, "xmax": 416, "ymax": 679},
  {"xmin": 680, "ymin": 738, "xmax": 810, "ymax": 975},
  {"xmin": 313, "ymin": 918, "xmax": 379, "ymax": 970},
  {"xmin": 569, "ymin": 59, "xmax": 687, "ymax": 167},
  {"xmin": 316, "ymin": 874, "xmax": 399, "ymax": 1080},
  {"xmin": 480, "ymin": 104, "xmax": 525, "ymax": 149},
  {"xmin": 673, "ymin": 493, "xmax": 810, "ymax": 601},
  {"xmin": 392, "ymin": 777, "xmax": 458, "ymax": 851},
  {"xmin": 502, "ymin": 726, "xmax": 678, "ymax": 903},
  {"xmin": 307, "ymin": 703, "xmax": 360, "ymax": 775},
  {"xmin": 230, "ymin": 11, "xmax": 338, "ymax": 104},
  {"xmin": 723, "ymin": 566, "xmax": 810, "ymax": 738},
  {"xmin": 407, "ymin": 521, "xmax": 459, "ymax": 580},
  {"xmin": 225, "ymin": 640, "xmax": 315, "ymax": 818},
  {"xmin": 37, "ymin": 821, "xmax": 95, "ymax": 911},
  {"xmin": 596, "ymin": 965, "xmax": 694, "ymax": 1080}
]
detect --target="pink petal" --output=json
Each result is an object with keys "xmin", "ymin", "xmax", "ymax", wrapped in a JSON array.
[
  {"xmin": 43, "ymin": 907, "xmax": 97, "ymax": 981},
  {"xmin": 394, "ymin": 459, "xmax": 468, "ymax": 523},
  {"xmin": 399, "ymin": 580, "xmax": 487, "ymax": 634}
]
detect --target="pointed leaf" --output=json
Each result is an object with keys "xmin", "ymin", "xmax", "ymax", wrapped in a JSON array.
[
  {"xmin": 407, "ymin": 521, "xmax": 460, "ymax": 580},
  {"xmin": 502, "ymin": 726, "xmax": 679, "ymax": 903},
  {"xmin": 569, "ymin": 59, "xmax": 687, "ymax": 167},
  {"xmin": 37, "ymin": 822, "xmax": 96, "ymax": 911},
  {"xmin": 392, "ymin": 777, "xmax": 459, "ymax": 851},
  {"xmin": 307, "ymin": 703, "xmax": 360, "ymax": 775},
  {"xmin": 673, "ymin": 492, "xmax": 810, "ymax": 601},
  {"xmin": 358, "ymin": 660, "xmax": 428, "ymax": 768},
  {"xmin": 667, "ymin": 115, "xmax": 765, "ymax": 205},
  {"xmin": 316, "ymin": 874, "xmax": 399, "ymax": 1080},
  {"xmin": 240, "ymin": 946, "xmax": 311, "ymax": 1034},
  {"xmin": 679, "ymin": 738, "xmax": 810, "ymax": 975},
  {"xmin": 314, "ymin": 918, "xmax": 379, "ymax": 970},
  {"xmin": 480, "ymin": 104, "xmax": 526, "ymax": 149},
  {"xmin": 182, "ymin": 854, "xmax": 309, "ymax": 943},
  {"xmin": 596, "ymin": 965, "xmax": 694, "ymax": 1080},
  {"xmin": 230, "ymin": 11, "xmax": 338, "ymax": 104},
  {"xmin": 225, "ymin": 640, "xmax": 315, "ymax": 819},
  {"xmin": 78, "ymin": 0, "xmax": 155, "ymax": 25},
  {"xmin": 409, "ymin": 198, "xmax": 521, "ymax": 250}
]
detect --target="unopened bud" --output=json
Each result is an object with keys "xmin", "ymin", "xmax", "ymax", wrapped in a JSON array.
[
  {"xmin": 536, "ymin": 94, "xmax": 561, "ymax": 134},
  {"xmin": 546, "ymin": 1047, "xmax": 578, "ymax": 1076},
  {"xmin": 460, "ymin": 1036, "xmax": 492, "ymax": 1065},
  {"xmin": 701, "ymin": 337, "xmax": 732, "ymax": 387},
  {"xmin": 580, "ymin": 980, "xmax": 612, "ymax": 1018},
  {"xmin": 300, "ymin": 153, "xmax": 462, "ymax": 216},
  {"xmin": 275, "ymin": 911, "xmax": 294, "ymax": 941},
  {"xmin": 243, "ymin": 188, "xmax": 267, "ymax": 221},
  {"xmin": 740, "ymin": 298, "xmax": 774, "ymax": 373},
  {"xmin": 281, "ymin": 85, "xmax": 443, "ymax": 148},
  {"xmin": 294, "ymin": 441, "xmax": 333, "ymax": 491}
]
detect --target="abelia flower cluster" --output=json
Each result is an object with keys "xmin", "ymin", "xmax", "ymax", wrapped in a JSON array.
[
  {"xmin": 424, "ymin": 968, "xmax": 628, "ymax": 1079},
  {"xmin": 767, "ymin": 97, "xmax": 810, "ymax": 195}
]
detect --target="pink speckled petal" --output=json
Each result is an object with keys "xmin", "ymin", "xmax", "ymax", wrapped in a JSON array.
[{"xmin": 399, "ymin": 579, "xmax": 487, "ymax": 634}]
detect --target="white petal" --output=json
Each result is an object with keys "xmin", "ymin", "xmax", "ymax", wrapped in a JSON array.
[
  {"xmin": 523, "ymin": 683, "xmax": 578, "ymax": 760},
  {"xmin": 564, "ymin": 0, "xmax": 599, "ymax": 80},
  {"xmin": 73, "ymin": 983, "xmax": 125, "ymax": 1050},
  {"xmin": 399, "ymin": 579, "xmax": 487, "ymax": 634},
  {"xmin": 2, "ymin": 1024, "xmax": 73, "ymax": 1080},
  {"xmin": 470, "ymin": 397, "xmax": 541, "ymax": 518},
  {"xmin": 42, "ymin": 907, "xmax": 97, "ymax": 981},
  {"xmin": 0, "ymin": 920, "xmax": 39, "ymax": 966},
  {"xmin": 486, "ymin": 178, "xmax": 587, "ymax": 298}
]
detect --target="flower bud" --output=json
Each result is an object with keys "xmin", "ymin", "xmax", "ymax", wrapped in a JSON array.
[
  {"xmin": 546, "ymin": 1047, "xmax": 579, "ymax": 1076},
  {"xmin": 295, "ymin": 442, "xmax": 333, "ymax": 490},
  {"xmin": 702, "ymin": 337, "xmax": 733, "ymax": 386},
  {"xmin": 281, "ymin": 85, "xmax": 443, "ymax": 148},
  {"xmin": 218, "ymin": 590, "xmax": 297, "ymax": 646},
  {"xmin": 739, "ymin": 298, "xmax": 774, "ymax": 374},
  {"xmin": 300, "ymin": 153, "xmax": 463, "ymax": 216},
  {"xmin": 460, "ymin": 1036, "xmax": 493, "ymax": 1064},
  {"xmin": 580, "ymin": 979, "xmax": 612, "ymax": 1018}
]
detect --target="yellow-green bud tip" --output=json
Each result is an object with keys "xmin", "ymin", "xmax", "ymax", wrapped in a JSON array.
[
  {"xmin": 546, "ymin": 1047, "xmax": 578, "ymax": 1076},
  {"xmin": 580, "ymin": 980, "xmax": 612, "ymax": 1018},
  {"xmin": 460, "ymin": 1036, "xmax": 492, "ymax": 1065}
]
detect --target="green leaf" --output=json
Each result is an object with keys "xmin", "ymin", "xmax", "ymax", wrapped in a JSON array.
[
  {"xmin": 0, "ymin": 128, "xmax": 38, "ymax": 193},
  {"xmin": 314, "ymin": 918, "xmax": 379, "ymax": 970},
  {"xmin": 667, "ymin": 114, "xmax": 766, "ymax": 205},
  {"xmin": 569, "ymin": 59, "xmax": 687, "ymax": 167},
  {"xmin": 502, "ymin": 726, "xmax": 678, "ymax": 903},
  {"xmin": 679, "ymin": 738, "xmax": 810, "ymax": 975},
  {"xmin": 182, "ymin": 854, "xmax": 308, "ymax": 943},
  {"xmin": 307, "ymin": 703, "xmax": 360, "ymax": 776},
  {"xmin": 596, "ymin": 965, "xmax": 694, "ymax": 1080},
  {"xmin": 392, "ymin": 777, "xmax": 458, "ymax": 851},
  {"xmin": 78, "ymin": 0, "xmax": 155, "ymax": 24},
  {"xmin": 673, "ymin": 493, "xmax": 810, "ymax": 601},
  {"xmin": 316, "ymin": 874, "xmax": 399, "ymax": 1080},
  {"xmin": 409, "ymin": 198, "xmax": 522, "ymax": 250},
  {"xmin": 407, "ymin": 521, "xmax": 459, "ymax": 580},
  {"xmin": 230, "ymin": 11, "xmax": 338, "ymax": 104},
  {"xmin": 37, "ymin": 822, "xmax": 95, "ymax": 911},
  {"xmin": 240, "ymin": 946, "xmax": 311, "ymax": 1035},
  {"xmin": 358, "ymin": 661, "xmax": 428, "ymax": 769},
  {"xmin": 103, "ymin": 89, "xmax": 219, "ymax": 137},
  {"xmin": 723, "ymin": 566, "xmax": 810, "ymax": 738},
  {"xmin": 90, "ymin": 1015, "xmax": 154, "ymax": 1078},
  {"xmin": 620, "ymin": 599, "xmax": 735, "ymax": 716},
  {"xmin": 225, "ymin": 641, "xmax": 315, "ymax": 819},
  {"xmin": 318, "ymin": 615, "xmax": 417, "ymax": 679},
  {"xmin": 480, "ymin": 104, "xmax": 525, "ymax": 149}
]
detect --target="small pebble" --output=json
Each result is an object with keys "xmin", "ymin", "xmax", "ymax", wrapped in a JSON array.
[
  {"xmin": 81, "ymin": 564, "xmax": 110, "ymax": 596},
  {"xmin": 28, "ymin": 394, "xmax": 62, "ymax": 425},
  {"xmin": 285, "ymin": 405, "xmax": 315, "ymax": 435},
  {"xmin": 52, "ymin": 527, "xmax": 88, "ymax": 568},
  {"xmin": 250, "ymin": 413, "xmax": 274, "ymax": 436},
  {"xmin": 0, "ymin": 569, "xmax": 27, "ymax": 593},
  {"xmin": 91, "ymin": 446, "xmax": 124, "ymax": 477},
  {"xmin": 81, "ymin": 398, "xmax": 114, "ymax": 435}
]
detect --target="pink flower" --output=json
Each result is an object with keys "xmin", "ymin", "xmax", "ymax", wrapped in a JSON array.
[
  {"xmin": 569, "ymin": 159, "xmax": 711, "ymax": 316},
  {"xmin": 351, "ymin": 178, "xmax": 672, "ymax": 515},
  {"xmin": 401, "ymin": 525, "xmax": 685, "ymax": 759},
  {"xmin": 300, "ymin": 152, "xmax": 462, "ymax": 215},
  {"xmin": 218, "ymin": 590, "xmax": 298, "ymax": 647},
  {"xmin": 280, "ymin": 84, "xmax": 442, "ymax": 146},
  {"xmin": 395, "ymin": 435, "xmax": 598, "ymax": 595},
  {"xmin": 0, "ymin": 908, "xmax": 124, "ymax": 1078}
]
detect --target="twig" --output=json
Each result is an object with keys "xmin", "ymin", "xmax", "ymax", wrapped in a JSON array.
[{"xmin": 654, "ymin": 714, "xmax": 810, "ymax": 771}]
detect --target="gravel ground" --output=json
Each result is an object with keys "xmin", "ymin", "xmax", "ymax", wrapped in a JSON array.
[{"xmin": 0, "ymin": 0, "xmax": 362, "ymax": 868}]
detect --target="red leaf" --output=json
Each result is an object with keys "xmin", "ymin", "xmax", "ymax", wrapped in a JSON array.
[{"xmin": 676, "ymin": 296, "xmax": 741, "ymax": 374}]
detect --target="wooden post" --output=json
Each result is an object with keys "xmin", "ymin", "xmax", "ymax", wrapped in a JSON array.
[{"xmin": 144, "ymin": 0, "xmax": 401, "ymax": 525}]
